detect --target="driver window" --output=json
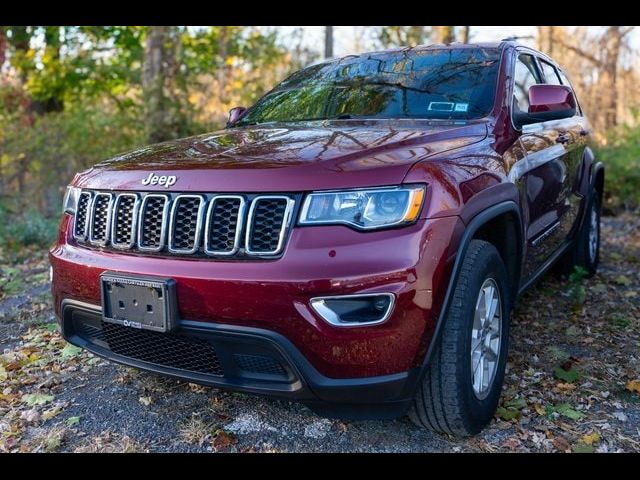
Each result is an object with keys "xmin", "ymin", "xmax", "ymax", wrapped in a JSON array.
[{"xmin": 513, "ymin": 54, "xmax": 542, "ymax": 113}]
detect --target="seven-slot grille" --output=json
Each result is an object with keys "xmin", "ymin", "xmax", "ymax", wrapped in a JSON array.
[{"xmin": 73, "ymin": 191, "xmax": 295, "ymax": 258}]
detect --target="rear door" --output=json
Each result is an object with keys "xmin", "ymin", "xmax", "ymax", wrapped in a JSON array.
[{"xmin": 510, "ymin": 52, "xmax": 582, "ymax": 280}]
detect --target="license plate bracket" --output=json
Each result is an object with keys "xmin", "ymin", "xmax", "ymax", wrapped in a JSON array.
[{"xmin": 100, "ymin": 272, "xmax": 179, "ymax": 333}]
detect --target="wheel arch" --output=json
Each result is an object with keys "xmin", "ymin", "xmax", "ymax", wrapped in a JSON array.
[{"xmin": 419, "ymin": 201, "xmax": 523, "ymax": 376}]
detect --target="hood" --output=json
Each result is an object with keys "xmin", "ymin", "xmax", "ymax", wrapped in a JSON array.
[{"xmin": 75, "ymin": 120, "xmax": 487, "ymax": 192}]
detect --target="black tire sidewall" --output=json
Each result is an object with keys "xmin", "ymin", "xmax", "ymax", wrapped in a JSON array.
[
  {"xmin": 578, "ymin": 192, "xmax": 601, "ymax": 276},
  {"xmin": 456, "ymin": 244, "xmax": 511, "ymax": 433}
]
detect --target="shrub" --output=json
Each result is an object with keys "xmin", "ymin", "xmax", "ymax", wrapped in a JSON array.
[{"xmin": 594, "ymin": 122, "xmax": 640, "ymax": 213}]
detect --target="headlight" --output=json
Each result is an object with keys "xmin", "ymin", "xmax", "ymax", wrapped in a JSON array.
[
  {"xmin": 299, "ymin": 185, "xmax": 425, "ymax": 230},
  {"xmin": 63, "ymin": 186, "xmax": 81, "ymax": 214}
]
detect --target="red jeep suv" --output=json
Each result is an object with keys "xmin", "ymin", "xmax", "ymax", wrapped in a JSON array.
[{"xmin": 50, "ymin": 41, "xmax": 604, "ymax": 436}]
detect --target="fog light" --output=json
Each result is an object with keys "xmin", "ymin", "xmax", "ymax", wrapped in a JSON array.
[
  {"xmin": 49, "ymin": 266, "xmax": 53, "ymax": 283},
  {"xmin": 310, "ymin": 293, "xmax": 395, "ymax": 327}
]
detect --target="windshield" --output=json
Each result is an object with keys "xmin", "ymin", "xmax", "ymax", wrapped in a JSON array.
[{"xmin": 236, "ymin": 47, "xmax": 501, "ymax": 126}]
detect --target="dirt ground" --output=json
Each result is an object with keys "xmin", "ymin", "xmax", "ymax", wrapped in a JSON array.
[{"xmin": 1, "ymin": 214, "xmax": 639, "ymax": 453}]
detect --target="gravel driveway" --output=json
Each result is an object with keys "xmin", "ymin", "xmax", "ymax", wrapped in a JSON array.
[{"xmin": 1, "ymin": 214, "xmax": 639, "ymax": 452}]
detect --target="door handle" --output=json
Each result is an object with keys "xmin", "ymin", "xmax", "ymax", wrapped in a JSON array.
[{"xmin": 556, "ymin": 134, "xmax": 570, "ymax": 144}]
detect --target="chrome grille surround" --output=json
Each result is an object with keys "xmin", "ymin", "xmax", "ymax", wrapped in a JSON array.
[
  {"xmin": 203, "ymin": 195, "xmax": 246, "ymax": 256},
  {"xmin": 111, "ymin": 193, "xmax": 139, "ymax": 250},
  {"xmin": 88, "ymin": 193, "xmax": 114, "ymax": 247},
  {"xmin": 245, "ymin": 196, "xmax": 296, "ymax": 255},
  {"xmin": 167, "ymin": 194, "xmax": 206, "ymax": 255},
  {"xmin": 73, "ymin": 191, "xmax": 93, "ymax": 241},
  {"xmin": 73, "ymin": 190, "xmax": 297, "ymax": 258},
  {"xmin": 137, "ymin": 194, "xmax": 170, "ymax": 252}
]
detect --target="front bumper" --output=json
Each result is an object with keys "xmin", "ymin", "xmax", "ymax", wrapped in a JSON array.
[
  {"xmin": 50, "ymin": 213, "xmax": 461, "ymax": 381},
  {"xmin": 60, "ymin": 299, "xmax": 421, "ymax": 419}
]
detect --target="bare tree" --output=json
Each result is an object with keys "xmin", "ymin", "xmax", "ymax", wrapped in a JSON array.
[
  {"xmin": 143, "ymin": 26, "xmax": 180, "ymax": 143},
  {"xmin": 552, "ymin": 26, "xmax": 635, "ymax": 130},
  {"xmin": 437, "ymin": 26, "xmax": 455, "ymax": 44},
  {"xmin": 461, "ymin": 26, "xmax": 470, "ymax": 43},
  {"xmin": 324, "ymin": 26, "xmax": 333, "ymax": 58}
]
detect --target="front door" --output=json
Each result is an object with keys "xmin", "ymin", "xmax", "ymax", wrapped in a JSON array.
[{"xmin": 510, "ymin": 53, "xmax": 583, "ymax": 281}]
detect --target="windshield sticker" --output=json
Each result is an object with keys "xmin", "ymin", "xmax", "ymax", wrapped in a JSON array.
[
  {"xmin": 455, "ymin": 103, "xmax": 469, "ymax": 112},
  {"xmin": 428, "ymin": 102, "xmax": 455, "ymax": 112}
]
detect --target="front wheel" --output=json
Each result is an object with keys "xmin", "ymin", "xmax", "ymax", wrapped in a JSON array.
[{"xmin": 409, "ymin": 240, "xmax": 511, "ymax": 436}]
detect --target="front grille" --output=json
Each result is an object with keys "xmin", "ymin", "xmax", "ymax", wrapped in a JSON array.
[
  {"xmin": 139, "ymin": 195, "xmax": 168, "ymax": 251},
  {"xmin": 234, "ymin": 354, "xmax": 286, "ymax": 376},
  {"xmin": 74, "ymin": 192, "xmax": 92, "ymax": 239},
  {"xmin": 169, "ymin": 195, "xmax": 204, "ymax": 253},
  {"xmin": 112, "ymin": 194, "xmax": 138, "ymax": 248},
  {"xmin": 102, "ymin": 321, "xmax": 224, "ymax": 376},
  {"xmin": 89, "ymin": 193, "xmax": 113, "ymax": 245},
  {"xmin": 246, "ymin": 197, "xmax": 292, "ymax": 254},
  {"xmin": 73, "ymin": 190, "xmax": 295, "ymax": 258}
]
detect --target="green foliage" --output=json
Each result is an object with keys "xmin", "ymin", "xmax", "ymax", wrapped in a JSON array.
[
  {"xmin": 594, "ymin": 120, "xmax": 640, "ymax": 212},
  {"xmin": 567, "ymin": 266, "xmax": 588, "ymax": 307},
  {"xmin": 0, "ymin": 203, "xmax": 58, "ymax": 251}
]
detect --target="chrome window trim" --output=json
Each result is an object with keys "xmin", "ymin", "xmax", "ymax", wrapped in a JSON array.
[
  {"xmin": 88, "ymin": 192, "xmax": 114, "ymax": 247},
  {"xmin": 137, "ymin": 193, "xmax": 170, "ymax": 252},
  {"xmin": 203, "ymin": 195, "xmax": 246, "ymax": 256},
  {"xmin": 245, "ymin": 195, "xmax": 295, "ymax": 256},
  {"xmin": 110, "ymin": 193, "xmax": 140, "ymax": 250},
  {"xmin": 309, "ymin": 293, "xmax": 396, "ymax": 327},
  {"xmin": 73, "ymin": 191, "xmax": 93, "ymax": 242},
  {"xmin": 167, "ymin": 194, "xmax": 207, "ymax": 255}
]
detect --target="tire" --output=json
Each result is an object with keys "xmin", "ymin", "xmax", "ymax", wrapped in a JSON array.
[
  {"xmin": 556, "ymin": 190, "xmax": 601, "ymax": 278},
  {"xmin": 409, "ymin": 240, "xmax": 511, "ymax": 436}
]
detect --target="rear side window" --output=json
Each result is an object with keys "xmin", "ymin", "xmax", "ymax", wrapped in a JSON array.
[
  {"xmin": 539, "ymin": 60, "xmax": 562, "ymax": 85},
  {"xmin": 513, "ymin": 54, "xmax": 541, "ymax": 112}
]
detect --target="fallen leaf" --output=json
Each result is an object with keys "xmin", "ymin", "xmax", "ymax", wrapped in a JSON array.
[
  {"xmin": 0, "ymin": 365, "xmax": 6, "ymax": 381},
  {"xmin": 625, "ymin": 379, "xmax": 640, "ymax": 394},
  {"xmin": 572, "ymin": 442, "xmax": 594, "ymax": 453},
  {"xmin": 614, "ymin": 275, "xmax": 632, "ymax": 286},
  {"xmin": 21, "ymin": 393, "xmax": 54, "ymax": 407},
  {"xmin": 495, "ymin": 407, "xmax": 520, "ymax": 421},
  {"xmin": 60, "ymin": 344, "xmax": 82, "ymax": 358},
  {"xmin": 66, "ymin": 416, "xmax": 81, "ymax": 426},
  {"xmin": 555, "ymin": 403, "xmax": 585, "ymax": 421},
  {"xmin": 534, "ymin": 404, "xmax": 547, "ymax": 416},
  {"xmin": 20, "ymin": 409, "xmax": 41, "ymax": 423},
  {"xmin": 565, "ymin": 326, "xmax": 581, "ymax": 337},
  {"xmin": 504, "ymin": 397, "xmax": 527, "ymax": 410},
  {"xmin": 139, "ymin": 396, "xmax": 152, "ymax": 406},
  {"xmin": 553, "ymin": 436, "xmax": 570, "ymax": 451},
  {"xmin": 212, "ymin": 430, "xmax": 237, "ymax": 451},
  {"xmin": 554, "ymin": 367, "xmax": 580, "ymax": 383},
  {"xmin": 581, "ymin": 432, "xmax": 601, "ymax": 445}
]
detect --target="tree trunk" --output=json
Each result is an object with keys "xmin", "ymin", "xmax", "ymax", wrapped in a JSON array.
[
  {"xmin": 0, "ymin": 26, "xmax": 7, "ymax": 67},
  {"xmin": 324, "ymin": 26, "xmax": 333, "ymax": 58},
  {"xmin": 602, "ymin": 27, "xmax": 623, "ymax": 128},
  {"xmin": 32, "ymin": 26, "xmax": 64, "ymax": 114},
  {"xmin": 437, "ymin": 26, "xmax": 455, "ymax": 44},
  {"xmin": 143, "ymin": 26, "xmax": 178, "ymax": 144},
  {"xmin": 462, "ymin": 26, "xmax": 470, "ymax": 43},
  {"xmin": 408, "ymin": 26, "xmax": 424, "ymax": 45},
  {"xmin": 217, "ymin": 26, "xmax": 230, "ymax": 103}
]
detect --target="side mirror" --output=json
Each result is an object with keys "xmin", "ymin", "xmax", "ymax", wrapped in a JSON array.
[
  {"xmin": 513, "ymin": 84, "xmax": 576, "ymax": 128},
  {"xmin": 226, "ymin": 106, "xmax": 247, "ymax": 128}
]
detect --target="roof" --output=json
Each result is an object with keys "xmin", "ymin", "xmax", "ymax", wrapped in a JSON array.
[{"xmin": 321, "ymin": 41, "xmax": 514, "ymax": 66}]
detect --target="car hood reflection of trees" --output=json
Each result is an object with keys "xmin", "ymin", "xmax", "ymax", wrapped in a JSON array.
[{"xmin": 78, "ymin": 120, "xmax": 488, "ymax": 192}]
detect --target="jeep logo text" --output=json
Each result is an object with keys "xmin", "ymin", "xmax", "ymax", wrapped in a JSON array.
[{"xmin": 142, "ymin": 172, "xmax": 177, "ymax": 188}]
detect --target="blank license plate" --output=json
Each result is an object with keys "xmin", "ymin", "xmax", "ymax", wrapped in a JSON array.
[{"xmin": 100, "ymin": 273, "xmax": 178, "ymax": 333}]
